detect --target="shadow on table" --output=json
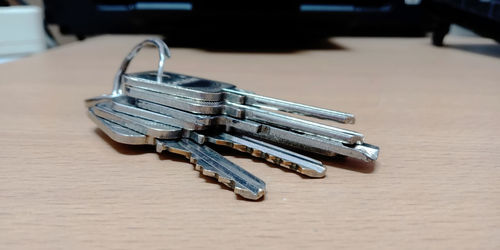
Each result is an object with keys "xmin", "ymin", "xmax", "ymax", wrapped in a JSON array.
[
  {"xmin": 95, "ymin": 129, "xmax": 151, "ymax": 155},
  {"xmin": 315, "ymin": 155, "xmax": 376, "ymax": 174},
  {"xmin": 95, "ymin": 128, "xmax": 185, "ymax": 165},
  {"xmin": 447, "ymin": 43, "xmax": 500, "ymax": 59},
  {"xmin": 170, "ymin": 38, "xmax": 348, "ymax": 54}
]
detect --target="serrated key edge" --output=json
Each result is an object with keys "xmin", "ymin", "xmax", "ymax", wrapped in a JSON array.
[
  {"xmin": 206, "ymin": 134, "xmax": 326, "ymax": 178},
  {"xmin": 156, "ymin": 140, "xmax": 265, "ymax": 200}
]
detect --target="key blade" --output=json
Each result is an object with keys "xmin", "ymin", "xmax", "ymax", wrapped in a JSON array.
[
  {"xmin": 222, "ymin": 116, "xmax": 379, "ymax": 162},
  {"xmin": 224, "ymin": 88, "xmax": 355, "ymax": 124},
  {"xmin": 206, "ymin": 133, "xmax": 326, "ymax": 178},
  {"xmin": 257, "ymin": 127, "xmax": 380, "ymax": 162},
  {"xmin": 157, "ymin": 139, "xmax": 266, "ymax": 200},
  {"xmin": 226, "ymin": 103, "xmax": 364, "ymax": 144}
]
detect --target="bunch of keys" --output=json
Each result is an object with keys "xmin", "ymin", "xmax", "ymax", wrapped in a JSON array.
[{"xmin": 85, "ymin": 38, "xmax": 380, "ymax": 200}]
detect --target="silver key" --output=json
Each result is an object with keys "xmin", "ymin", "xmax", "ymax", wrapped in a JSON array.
[
  {"xmin": 217, "ymin": 115, "xmax": 379, "ymax": 162},
  {"xmin": 122, "ymin": 78, "xmax": 378, "ymax": 160},
  {"xmin": 205, "ymin": 133, "xmax": 326, "ymax": 177},
  {"xmin": 88, "ymin": 104, "xmax": 266, "ymax": 200},
  {"xmin": 121, "ymin": 70, "xmax": 378, "ymax": 158},
  {"xmin": 98, "ymin": 96, "xmax": 329, "ymax": 177},
  {"xmin": 223, "ymin": 87, "xmax": 355, "ymax": 123},
  {"xmin": 157, "ymin": 139, "xmax": 266, "ymax": 200},
  {"xmin": 224, "ymin": 102, "xmax": 363, "ymax": 144},
  {"xmin": 122, "ymin": 71, "xmax": 354, "ymax": 123}
]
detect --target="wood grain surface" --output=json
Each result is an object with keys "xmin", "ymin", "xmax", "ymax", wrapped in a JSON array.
[{"xmin": 1, "ymin": 35, "xmax": 499, "ymax": 250}]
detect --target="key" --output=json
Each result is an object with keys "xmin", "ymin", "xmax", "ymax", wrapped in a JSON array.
[
  {"xmin": 121, "ymin": 77, "xmax": 378, "ymax": 159},
  {"xmin": 88, "ymin": 104, "xmax": 267, "ymax": 200},
  {"xmin": 205, "ymin": 133, "xmax": 326, "ymax": 177},
  {"xmin": 223, "ymin": 87, "xmax": 355, "ymax": 124},
  {"xmin": 98, "ymin": 95, "xmax": 328, "ymax": 177},
  {"xmin": 217, "ymin": 115, "xmax": 379, "ymax": 162},
  {"xmin": 122, "ymin": 71, "xmax": 354, "ymax": 123},
  {"xmin": 121, "ymin": 80, "xmax": 378, "ymax": 160},
  {"xmin": 157, "ymin": 139, "xmax": 266, "ymax": 200},
  {"xmin": 120, "ymin": 69, "xmax": 378, "ymax": 156},
  {"xmin": 224, "ymin": 102, "xmax": 363, "ymax": 144}
]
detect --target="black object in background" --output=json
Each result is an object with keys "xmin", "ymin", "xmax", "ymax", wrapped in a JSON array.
[
  {"xmin": 424, "ymin": 0, "xmax": 500, "ymax": 45},
  {"xmin": 44, "ymin": 0, "xmax": 431, "ymax": 44}
]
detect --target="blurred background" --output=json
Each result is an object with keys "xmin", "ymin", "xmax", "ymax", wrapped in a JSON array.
[{"xmin": 0, "ymin": 0, "xmax": 499, "ymax": 62}]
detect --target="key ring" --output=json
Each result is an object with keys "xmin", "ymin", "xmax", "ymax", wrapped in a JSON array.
[
  {"xmin": 112, "ymin": 38, "xmax": 171, "ymax": 95},
  {"xmin": 85, "ymin": 38, "xmax": 171, "ymax": 107}
]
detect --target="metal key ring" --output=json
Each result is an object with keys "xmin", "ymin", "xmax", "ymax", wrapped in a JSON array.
[{"xmin": 112, "ymin": 38, "xmax": 171, "ymax": 95}]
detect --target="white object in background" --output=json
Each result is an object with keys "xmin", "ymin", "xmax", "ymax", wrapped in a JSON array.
[{"xmin": 0, "ymin": 6, "xmax": 45, "ymax": 56}]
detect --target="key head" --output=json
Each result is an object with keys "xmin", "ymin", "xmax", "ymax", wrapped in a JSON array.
[
  {"xmin": 110, "ymin": 96, "xmax": 210, "ymax": 131},
  {"xmin": 124, "ymin": 85, "xmax": 225, "ymax": 115},
  {"xmin": 91, "ymin": 101, "xmax": 184, "ymax": 140},
  {"xmin": 122, "ymin": 71, "xmax": 235, "ymax": 101},
  {"xmin": 88, "ymin": 108, "xmax": 153, "ymax": 145}
]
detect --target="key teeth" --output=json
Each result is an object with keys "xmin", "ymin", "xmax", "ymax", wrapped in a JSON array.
[
  {"xmin": 273, "ymin": 157, "xmax": 326, "ymax": 178},
  {"xmin": 197, "ymin": 164, "xmax": 215, "ymax": 177},
  {"xmin": 159, "ymin": 141, "xmax": 237, "ymax": 188},
  {"xmin": 211, "ymin": 137, "xmax": 326, "ymax": 178},
  {"xmin": 193, "ymin": 156, "xmax": 261, "ymax": 200},
  {"xmin": 301, "ymin": 167, "xmax": 327, "ymax": 178},
  {"xmin": 236, "ymin": 144, "xmax": 326, "ymax": 178},
  {"xmin": 156, "ymin": 142, "xmax": 164, "ymax": 153},
  {"xmin": 235, "ymin": 187, "xmax": 266, "ymax": 200}
]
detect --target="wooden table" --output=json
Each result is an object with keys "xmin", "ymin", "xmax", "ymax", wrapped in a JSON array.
[{"xmin": 1, "ymin": 35, "xmax": 499, "ymax": 249}]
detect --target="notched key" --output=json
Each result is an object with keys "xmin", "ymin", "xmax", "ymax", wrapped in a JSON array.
[
  {"xmin": 89, "ymin": 107, "xmax": 266, "ymax": 200},
  {"xmin": 157, "ymin": 139, "xmax": 266, "ymax": 200},
  {"xmin": 205, "ymin": 133, "xmax": 326, "ymax": 178}
]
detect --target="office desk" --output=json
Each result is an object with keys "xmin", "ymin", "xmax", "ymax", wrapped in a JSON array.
[{"xmin": 1, "ymin": 35, "xmax": 499, "ymax": 249}]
